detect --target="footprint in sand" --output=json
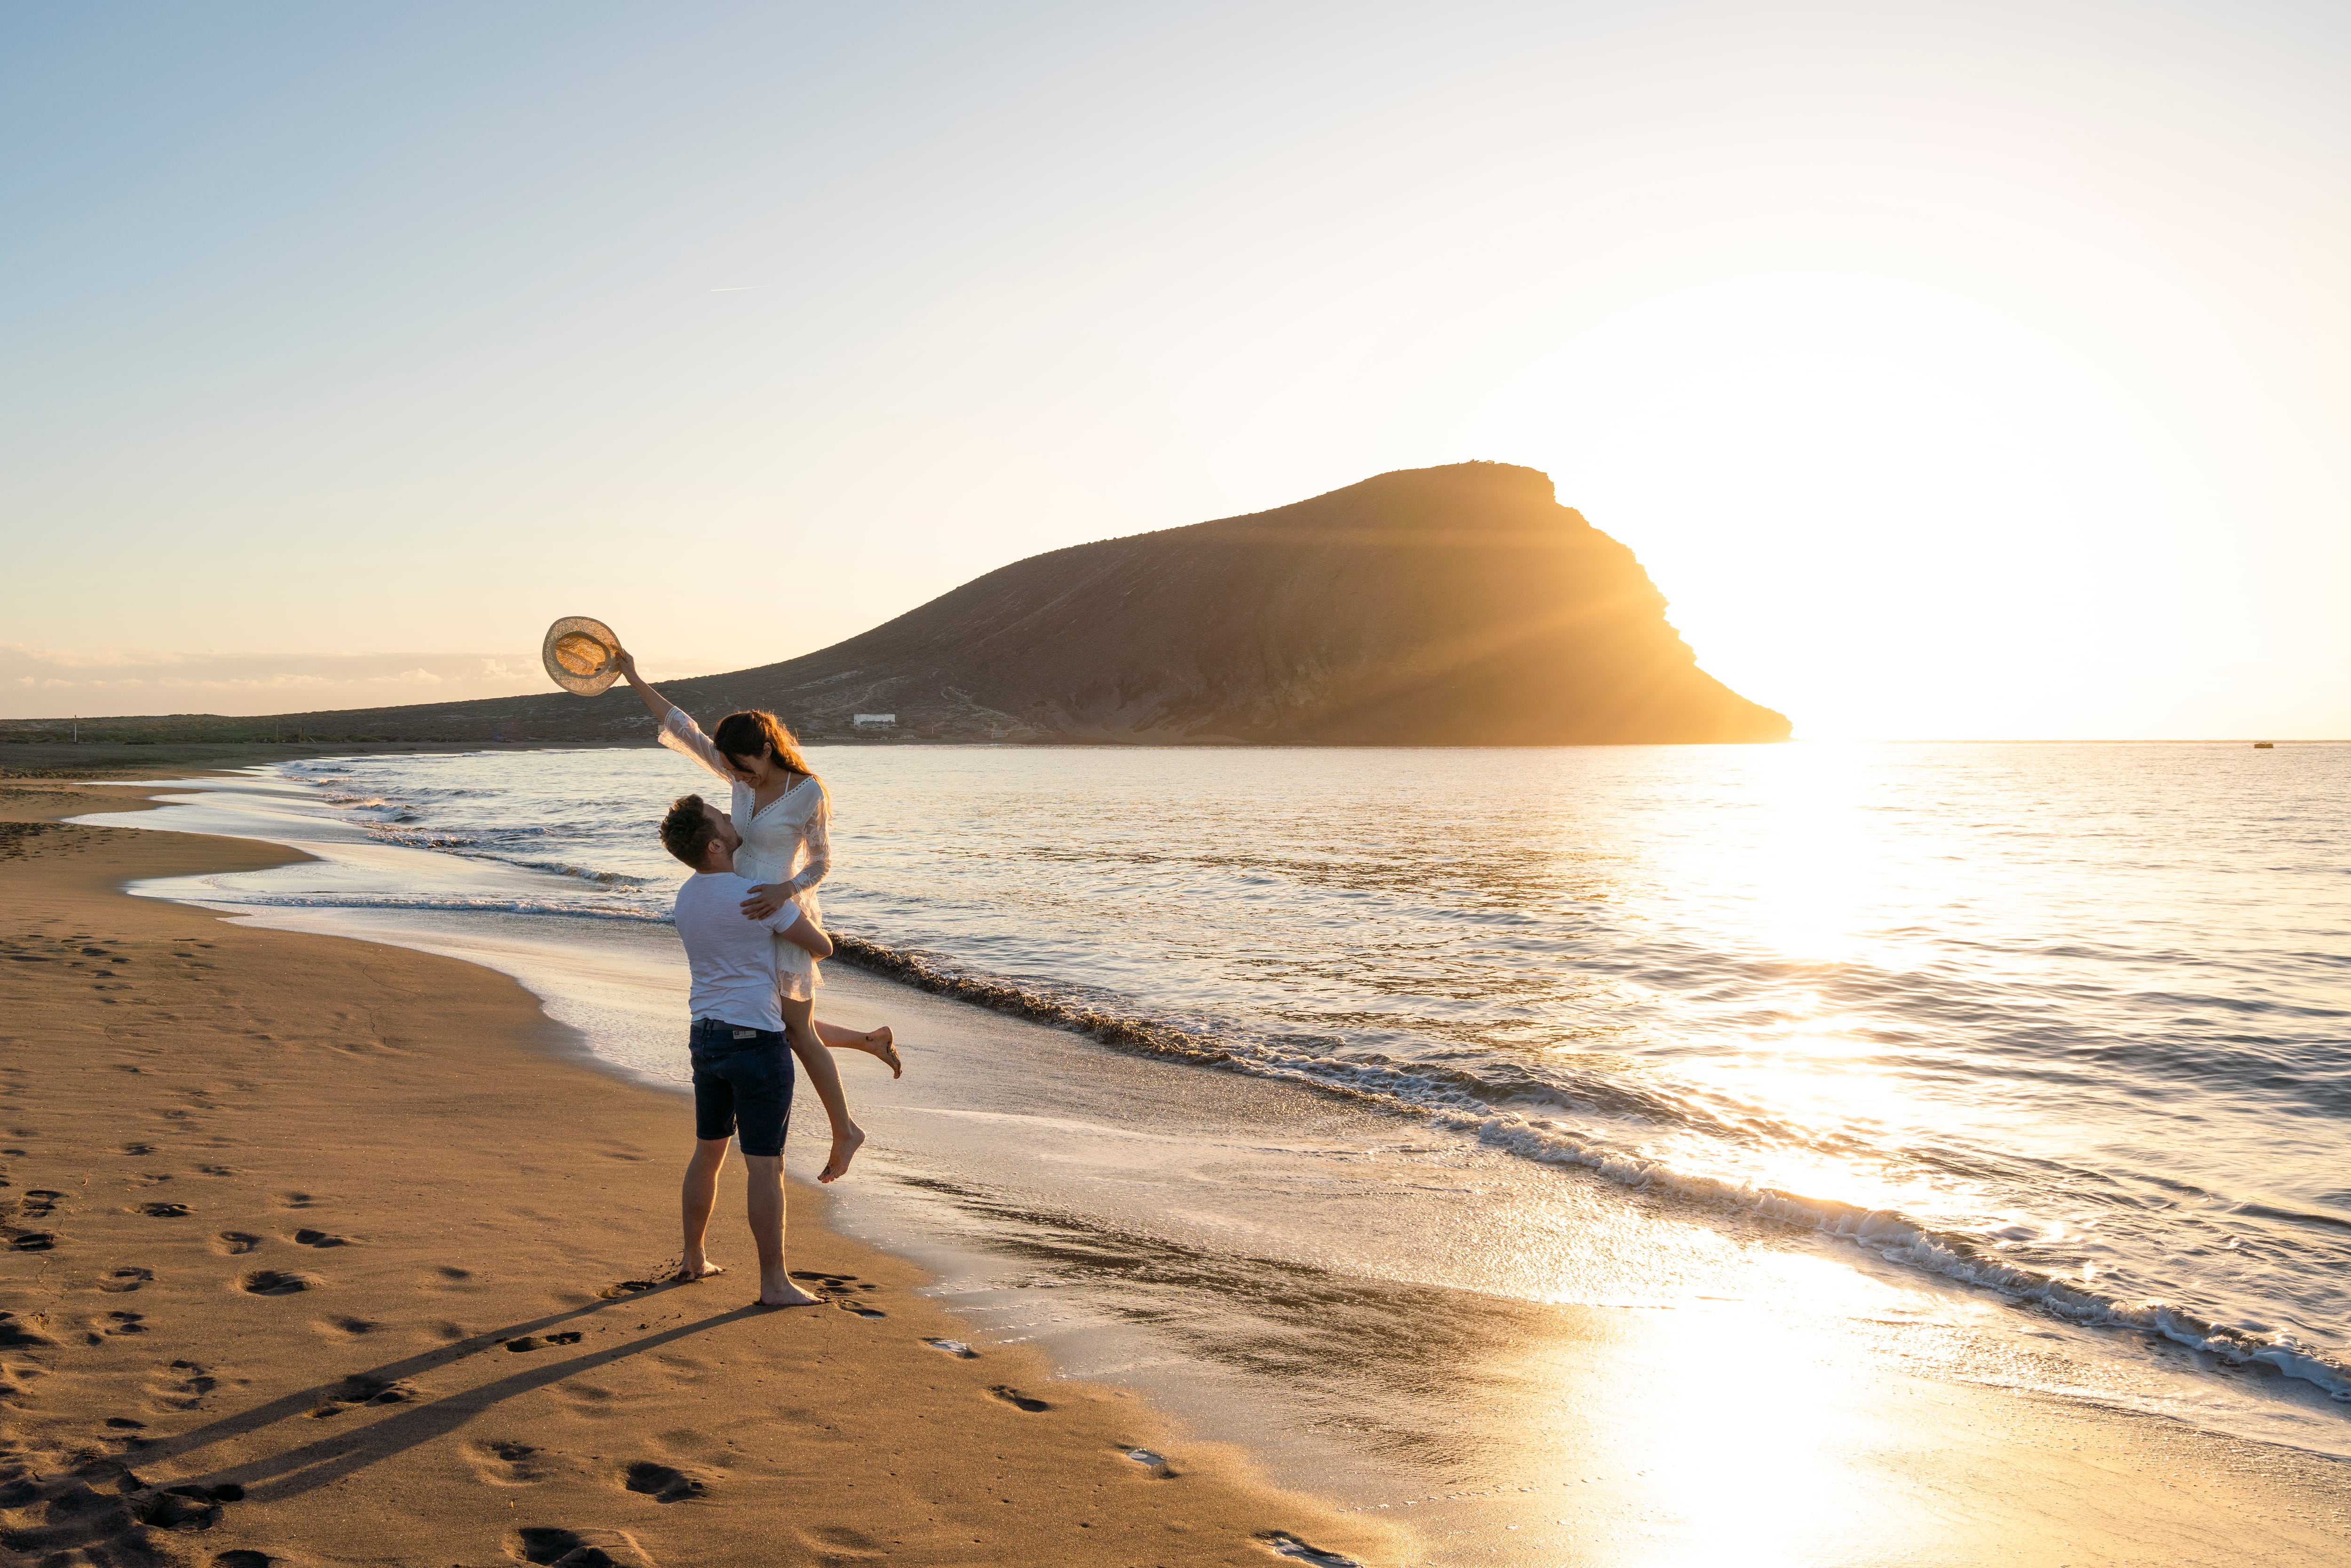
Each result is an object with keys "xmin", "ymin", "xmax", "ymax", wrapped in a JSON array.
[
  {"xmin": 789, "ymin": 1270, "xmax": 887, "ymax": 1316},
  {"xmin": 551, "ymin": 1380, "xmax": 618, "ymax": 1416},
  {"xmin": 118, "ymin": 1143, "xmax": 157, "ymax": 1157},
  {"xmin": 239, "ymin": 1269, "xmax": 319, "ymax": 1296},
  {"xmin": 598, "ymin": 1278, "xmax": 658, "ymax": 1300},
  {"xmin": 213, "ymin": 1232, "xmax": 264, "ymax": 1256},
  {"xmin": 923, "ymin": 1338, "xmax": 977, "ymax": 1359},
  {"xmin": 7, "ymin": 1231, "xmax": 57, "ymax": 1253},
  {"xmin": 988, "ymin": 1386, "xmax": 1051, "ymax": 1413},
  {"xmin": 146, "ymin": 1360, "xmax": 217, "ymax": 1411},
  {"xmin": 622, "ymin": 1461, "xmax": 708, "ymax": 1503},
  {"xmin": 136, "ymin": 1202, "xmax": 191, "ymax": 1218},
  {"xmin": 468, "ymin": 1438, "xmax": 555, "ymax": 1486},
  {"xmin": 101, "ymin": 1310, "xmax": 148, "ymax": 1337},
  {"xmin": 308, "ymin": 1373, "xmax": 419, "ymax": 1417},
  {"xmin": 133, "ymin": 1482, "xmax": 244, "ymax": 1531},
  {"xmin": 512, "ymin": 1526, "xmax": 643, "ymax": 1566},
  {"xmin": 99, "ymin": 1267, "xmax": 154, "ymax": 1293},
  {"xmin": 0, "ymin": 1311, "xmax": 55, "ymax": 1348},
  {"xmin": 503, "ymin": 1331, "xmax": 585, "ymax": 1353},
  {"xmin": 276, "ymin": 1192, "xmax": 318, "ymax": 1209},
  {"xmin": 1124, "ymin": 1447, "xmax": 1175, "ymax": 1477},
  {"xmin": 290, "ymin": 1229, "xmax": 348, "ymax": 1248},
  {"xmin": 21, "ymin": 1190, "xmax": 63, "ymax": 1217},
  {"xmin": 1262, "ymin": 1531, "xmax": 1365, "ymax": 1566},
  {"xmin": 312, "ymin": 1316, "xmax": 380, "ymax": 1338},
  {"xmin": 211, "ymin": 1552, "xmax": 272, "ymax": 1568}
]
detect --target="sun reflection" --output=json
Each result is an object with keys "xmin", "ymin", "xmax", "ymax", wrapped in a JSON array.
[
  {"xmin": 1566, "ymin": 741, "xmax": 2021, "ymax": 1237},
  {"xmin": 1746, "ymin": 741, "xmax": 1878, "ymax": 965},
  {"xmin": 1515, "ymin": 1253, "xmax": 1921, "ymax": 1567}
]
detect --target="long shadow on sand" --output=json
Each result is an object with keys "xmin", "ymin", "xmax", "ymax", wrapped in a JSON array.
[{"xmin": 131, "ymin": 1280, "xmax": 773, "ymax": 1502}]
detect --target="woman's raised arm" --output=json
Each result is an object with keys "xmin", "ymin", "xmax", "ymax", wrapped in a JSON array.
[
  {"xmin": 615, "ymin": 647, "xmax": 675, "ymax": 723},
  {"xmin": 619, "ymin": 648, "xmax": 735, "ymax": 785}
]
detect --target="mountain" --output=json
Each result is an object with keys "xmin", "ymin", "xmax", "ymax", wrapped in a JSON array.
[{"xmin": 10, "ymin": 464, "xmax": 1791, "ymax": 747}]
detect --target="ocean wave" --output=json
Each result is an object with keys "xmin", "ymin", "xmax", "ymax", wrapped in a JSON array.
[
  {"xmin": 827, "ymin": 930, "xmax": 2351, "ymax": 1404},
  {"xmin": 1464, "ymin": 1116, "xmax": 2351, "ymax": 1403}
]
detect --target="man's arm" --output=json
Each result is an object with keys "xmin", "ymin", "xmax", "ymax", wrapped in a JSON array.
[
  {"xmin": 777, "ymin": 910, "xmax": 833, "ymax": 961},
  {"xmin": 756, "ymin": 898, "xmax": 833, "ymax": 960}
]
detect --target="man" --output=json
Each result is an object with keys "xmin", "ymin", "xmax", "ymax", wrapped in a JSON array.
[{"xmin": 660, "ymin": 792, "xmax": 835, "ymax": 1307}]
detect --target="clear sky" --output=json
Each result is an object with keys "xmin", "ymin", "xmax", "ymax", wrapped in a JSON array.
[{"xmin": 4, "ymin": 1, "xmax": 2345, "ymax": 737}]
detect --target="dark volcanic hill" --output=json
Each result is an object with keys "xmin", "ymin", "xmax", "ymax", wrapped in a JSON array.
[{"xmin": 14, "ymin": 464, "xmax": 1790, "ymax": 747}]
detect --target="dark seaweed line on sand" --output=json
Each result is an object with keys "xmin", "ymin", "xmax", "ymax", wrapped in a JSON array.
[{"xmin": 828, "ymin": 932, "xmax": 1242, "ymax": 1068}]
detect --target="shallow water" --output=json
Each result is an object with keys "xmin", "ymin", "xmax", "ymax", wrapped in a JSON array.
[{"xmin": 76, "ymin": 742, "xmax": 2351, "ymax": 1468}]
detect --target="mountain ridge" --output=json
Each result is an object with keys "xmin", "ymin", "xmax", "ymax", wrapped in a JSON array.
[{"xmin": 6, "ymin": 463, "xmax": 1791, "ymax": 746}]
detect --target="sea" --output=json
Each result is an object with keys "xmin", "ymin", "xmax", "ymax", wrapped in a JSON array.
[{"xmin": 75, "ymin": 741, "xmax": 2351, "ymax": 1553}]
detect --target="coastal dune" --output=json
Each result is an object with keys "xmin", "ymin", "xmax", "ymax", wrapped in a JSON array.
[{"xmin": 0, "ymin": 776, "xmax": 1400, "ymax": 1568}]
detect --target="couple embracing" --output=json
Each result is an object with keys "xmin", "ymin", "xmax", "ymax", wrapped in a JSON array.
[{"xmin": 617, "ymin": 649, "xmax": 900, "ymax": 1308}]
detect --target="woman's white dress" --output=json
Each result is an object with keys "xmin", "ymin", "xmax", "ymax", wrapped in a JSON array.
[{"xmin": 659, "ymin": 709, "xmax": 832, "ymax": 1001}]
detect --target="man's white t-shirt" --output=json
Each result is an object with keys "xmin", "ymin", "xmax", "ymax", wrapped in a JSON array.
[{"xmin": 674, "ymin": 871, "xmax": 801, "ymax": 1032}]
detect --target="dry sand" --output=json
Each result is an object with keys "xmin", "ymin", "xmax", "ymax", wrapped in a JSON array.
[{"xmin": 0, "ymin": 771, "xmax": 1404, "ymax": 1568}]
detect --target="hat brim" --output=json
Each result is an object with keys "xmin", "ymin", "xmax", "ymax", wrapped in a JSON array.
[{"xmin": 543, "ymin": 616, "xmax": 622, "ymax": 696}]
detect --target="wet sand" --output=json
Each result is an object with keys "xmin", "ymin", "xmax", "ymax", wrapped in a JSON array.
[
  {"xmin": 3, "ymin": 752, "xmax": 2346, "ymax": 1567},
  {"xmin": 0, "ymin": 768, "xmax": 1402, "ymax": 1567}
]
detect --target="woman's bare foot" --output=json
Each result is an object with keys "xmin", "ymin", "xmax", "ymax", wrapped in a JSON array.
[
  {"xmin": 758, "ymin": 1274, "xmax": 822, "ymax": 1308},
  {"xmin": 862, "ymin": 1026, "xmax": 901, "ymax": 1079},
  {"xmin": 819, "ymin": 1123, "xmax": 866, "ymax": 1184},
  {"xmin": 672, "ymin": 1257, "xmax": 725, "ymax": 1283}
]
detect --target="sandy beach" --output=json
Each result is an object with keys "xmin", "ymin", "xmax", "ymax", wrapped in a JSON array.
[
  {"xmin": 4, "ymin": 753, "xmax": 2347, "ymax": 1568},
  {"xmin": 0, "ymin": 764, "xmax": 1402, "ymax": 1568}
]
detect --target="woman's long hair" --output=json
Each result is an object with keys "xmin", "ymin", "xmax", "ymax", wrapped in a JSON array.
[{"xmin": 710, "ymin": 709, "xmax": 818, "ymax": 782}]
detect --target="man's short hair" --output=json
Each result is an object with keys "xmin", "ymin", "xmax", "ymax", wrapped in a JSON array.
[{"xmin": 660, "ymin": 794, "xmax": 720, "ymax": 867}]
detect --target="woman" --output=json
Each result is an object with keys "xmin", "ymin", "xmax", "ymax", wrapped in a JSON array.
[{"xmin": 617, "ymin": 651, "xmax": 901, "ymax": 1163}]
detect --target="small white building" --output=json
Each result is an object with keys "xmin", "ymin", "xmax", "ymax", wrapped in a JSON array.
[{"xmin": 852, "ymin": 713, "xmax": 897, "ymax": 728}]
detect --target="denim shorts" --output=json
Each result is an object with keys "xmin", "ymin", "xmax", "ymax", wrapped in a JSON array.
[{"xmin": 688, "ymin": 1019, "xmax": 795, "ymax": 1157}]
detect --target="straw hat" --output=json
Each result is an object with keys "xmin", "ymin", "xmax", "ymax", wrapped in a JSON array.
[{"xmin": 542, "ymin": 616, "xmax": 622, "ymax": 695}]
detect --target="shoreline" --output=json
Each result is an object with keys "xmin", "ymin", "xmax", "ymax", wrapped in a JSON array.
[
  {"xmin": 0, "ymin": 770, "xmax": 1405, "ymax": 1566},
  {"xmin": 8, "ymin": 758, "xmax": 2350, "ymax": 1566},
  {"xmin": 78, "ymin": 749, "xmax": 2351, "ymax": 1427}
]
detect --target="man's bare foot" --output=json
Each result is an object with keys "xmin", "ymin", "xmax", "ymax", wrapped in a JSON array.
[
  {"xmin": 758, "ymin": 1277, "xmax": 823, "ymax": 1308},
  {"xmin": 862, "ymin": 1026, "xmax": 901, "ymax": 1079},
  {"xmin": 819, "ymin": 1124, "xmax": 866, "ymax": 1184},
  {"xmin": 672, "ymin": 1258, "xmax": 725, "ymax": 1282}
]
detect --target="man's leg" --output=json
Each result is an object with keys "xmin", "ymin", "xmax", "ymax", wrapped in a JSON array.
[
  {"xmin": 742, "ymin": 1153, "xmax": 818, "ymax": 1307},
  {"xmin": 781, "ymin": 995, "xmax": 864, "ymax": 1182},
  {"xmin": 678, "ymin": 1137, "xmax": 730, "ymax": 1281}
]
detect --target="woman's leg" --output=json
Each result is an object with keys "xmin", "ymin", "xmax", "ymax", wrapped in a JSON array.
[
  {"xmin": 779, "ymin": 995, "xmax": 864, "ymax": 1182},
  {"xmin": 813, "ymin": 1016, "xmax": 901, "ymax": 1079}
]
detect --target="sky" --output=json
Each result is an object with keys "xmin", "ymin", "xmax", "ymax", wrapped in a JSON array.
[{"xmin": 4, "ymin": 1, "xmax": 2346, "ymax": 738}]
